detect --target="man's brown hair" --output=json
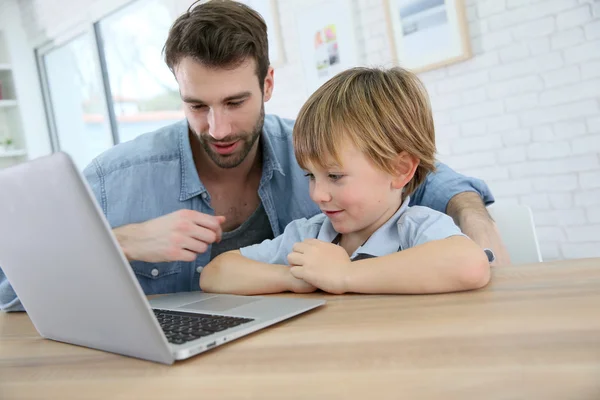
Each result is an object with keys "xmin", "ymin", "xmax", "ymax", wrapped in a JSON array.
[
  {"xmin": 293, "ymin": 67, "xmax": 436, "ymax": 196},
  {"xmin": 163, "ymin": 0, "xmax": 269, "ymax": 89}
]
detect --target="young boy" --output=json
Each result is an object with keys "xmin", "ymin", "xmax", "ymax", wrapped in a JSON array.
[{"xmin": 200, "ymin": 67, "xmax": 490, "ymax": 295}]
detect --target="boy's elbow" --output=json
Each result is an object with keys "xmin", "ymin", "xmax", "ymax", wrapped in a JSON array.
[
  {"xmin": 199, "ymin": 254, "xmax": 227, "ymax": 292},
  {"xmin": 458, "ymin": 250, "xmax": 491, "ymax": 290},
  {"xmin": 199, "ymin": 262, "xmax": 219, "ymax": 292}
]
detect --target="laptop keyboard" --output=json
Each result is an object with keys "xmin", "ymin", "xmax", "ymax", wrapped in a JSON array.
[{"xmin": 153, "ymin": 309, "xmax": 254, "ymax": 345}]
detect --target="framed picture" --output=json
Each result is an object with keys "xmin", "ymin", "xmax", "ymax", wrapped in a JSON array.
[
  {"xmin": 295, "ymin": 0, "xmax": 360, "ymax": 95},
  {"xmin": 239, "ymin": 0, "xmax": 286, "ymax": 67},
  {"xmin": 385, "ymin": 0, "xmax": 472, "ymax": 72}
]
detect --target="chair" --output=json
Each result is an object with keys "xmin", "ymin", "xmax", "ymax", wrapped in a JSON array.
[{"xmin": 487, "ymin": 204, "xmax": 543, "ymax": 265}]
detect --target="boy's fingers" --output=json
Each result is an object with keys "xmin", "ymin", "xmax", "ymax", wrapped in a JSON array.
[
  {"xmin": 287, "ymin": 252, "xmax": 303, "ymax": 266},
  {"xmin": 290, "ymin": 266, "xmax": 304, "ymax": 279}
]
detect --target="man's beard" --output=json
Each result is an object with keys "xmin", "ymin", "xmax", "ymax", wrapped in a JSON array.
[{"xmin": 193, "ymin": 105, "xmax": 264, "ymax": 169}]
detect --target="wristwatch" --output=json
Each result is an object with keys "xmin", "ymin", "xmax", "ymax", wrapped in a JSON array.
[{"xmin": 483, "ymin": 248, "xmax": 496, "ymax": 263}]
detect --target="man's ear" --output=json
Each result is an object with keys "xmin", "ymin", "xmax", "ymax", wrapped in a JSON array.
[
  {"xmin": 391, "ymin": 151, "xmax": 419, "ymax": 190},
  {"xmin": 263, "ymin": 66, "xmax": 275, "ymax": 102}
]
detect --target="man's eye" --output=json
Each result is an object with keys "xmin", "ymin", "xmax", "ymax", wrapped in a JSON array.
[
  {"xmin": 190, "ymin": 104, "xmax": 207, "ymax": 110},
  {"xmin": 228, "ymin": 101, "xmax": 244, "ymax": 108}
]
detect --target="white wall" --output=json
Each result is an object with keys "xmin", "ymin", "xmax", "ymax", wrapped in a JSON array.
[{"xmin": 14, "ymin": 0, "xmax": 600, "ymax": 261}]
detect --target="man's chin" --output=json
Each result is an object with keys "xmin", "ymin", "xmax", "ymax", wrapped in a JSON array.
[{"xmin": 207, "ymin": 151, "xmax": 245, "ymax": 169}]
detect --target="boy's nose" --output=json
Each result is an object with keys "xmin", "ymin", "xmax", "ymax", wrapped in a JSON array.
[{"xmin": 310, "ymin": 181, "xmax": 332, "ymax": 204}]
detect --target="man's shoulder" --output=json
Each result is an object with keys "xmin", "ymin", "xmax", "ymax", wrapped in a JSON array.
[
  {"xmin": 263, "ymin": 114, "xmax": 295, "ymax": 140},
  {"xmin": 87, "ymin": 120, "xmax": 187, "ymax": 176},
  {"xmin": 398, "ymin": 205, "xmax": 450, "ymax": 225}
]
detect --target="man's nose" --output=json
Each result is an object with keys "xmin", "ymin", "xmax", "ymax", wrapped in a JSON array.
[{"xmin": 207, "ymin": 108, "xmax": 233, "ymax": 140}]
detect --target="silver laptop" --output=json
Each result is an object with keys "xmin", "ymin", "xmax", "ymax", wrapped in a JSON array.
[{"xmin": 0, "ymin": 152, "xmax": 324, "ymax": 364}]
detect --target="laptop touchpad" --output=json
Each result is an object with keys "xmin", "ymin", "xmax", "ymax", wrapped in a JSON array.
[{"xmin": 177, "ymin": 296, "xmax": 259, "ymax": 312}]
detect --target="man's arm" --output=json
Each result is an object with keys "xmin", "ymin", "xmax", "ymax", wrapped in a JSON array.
[
  {"xmin": 0, "ymin": 267, "xmax": 24, "ymax": 312},
  {"xmin": 411, "ymin": 162, "xmax": 510, "ymax": 266},
  {"xmin": 446, "ymin": 192, "xmax": 510, "ymax": 266}
]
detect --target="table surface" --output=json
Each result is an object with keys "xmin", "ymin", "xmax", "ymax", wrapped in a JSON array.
[{"xmin": 1, "ymin": 258, "xmax": 600, "ymax": 400}]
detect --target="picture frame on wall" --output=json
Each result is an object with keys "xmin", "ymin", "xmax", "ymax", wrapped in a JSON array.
[
  {"xmin": 295, "ymin": 0, "xmax": 360, "ymax": 95},
  {"xmin": 239, "ymin": 0, "xmax": 286, "ymax": 67},
  {"xmin": 384, "ymin": 0, "xmax": 471, "ymax": 73}
]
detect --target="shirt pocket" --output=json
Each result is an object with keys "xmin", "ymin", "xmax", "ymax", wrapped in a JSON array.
[{"xmin": 130, "ymin": 261, "xmax": 183, "ymax": 295}]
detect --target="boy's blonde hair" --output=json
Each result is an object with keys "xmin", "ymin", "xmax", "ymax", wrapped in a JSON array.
[{"xmin": 293, "ymin": 67, "xmax": 436, "ymax": 196}]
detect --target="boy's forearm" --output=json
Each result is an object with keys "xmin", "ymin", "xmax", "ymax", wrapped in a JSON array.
[
  {"xmin": 446, "ymin": 192, "xmax": 511, "ymax": 266},
  {"xmin": 200, "ymin": 251, "xmax": 292, "ymax": 295},
  {"xmin": 344, "ymin": 236, "xmax": 490, "ymax": 294}
]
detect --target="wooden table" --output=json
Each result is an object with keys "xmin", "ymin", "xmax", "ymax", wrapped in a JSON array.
[{"xmin": 1, "ymin": 258, "xmax": 600, "ymax": 399}]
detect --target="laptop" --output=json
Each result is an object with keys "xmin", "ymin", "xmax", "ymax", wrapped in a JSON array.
[{"xmin": 0, "ymin": 152, "xmax": 325, "ymax": 364}]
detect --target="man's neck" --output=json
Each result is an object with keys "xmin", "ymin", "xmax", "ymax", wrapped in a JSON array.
[{"xmin": 190, "ymin": 132, "xmax": 262, "ymax": 185}]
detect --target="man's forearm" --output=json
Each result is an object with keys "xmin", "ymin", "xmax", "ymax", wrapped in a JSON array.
[
  {"xmin": 113, "ymin": 224, "xmax": 141, "ymax": 261},
  {"xmin": 446, "ymin": 192, "xmax": 511, "ymax": 266},
  {"xmin": 200, "ymin": 251, "xmax": 292, "ymax": 295}
]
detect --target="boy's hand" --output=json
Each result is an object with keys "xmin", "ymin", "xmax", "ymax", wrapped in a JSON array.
[
  {"xmin": 287, "ymin": 239, "xmax": 352, "ymax": 294},
  {"xmin": 287, "ymin": 275, "xmax": 318, "ymax": 293}
]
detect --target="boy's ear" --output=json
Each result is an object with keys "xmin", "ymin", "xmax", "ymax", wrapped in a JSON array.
[{"xmin": 391, "ymin": 151, "xmax": 419, "ymax": 190}]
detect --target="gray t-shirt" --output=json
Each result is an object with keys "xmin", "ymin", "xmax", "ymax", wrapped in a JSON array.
[{"xmin": 210, "ymin": 202, "xmax": 274, "ymax": 260}]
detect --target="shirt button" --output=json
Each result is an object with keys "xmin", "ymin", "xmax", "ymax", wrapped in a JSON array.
[
  {"xmin": 151, "ymin": 268, "xmax": 159, "ymax": 277},
  {"xmin": 201, "ymin": 193, "xmax": 208, "ymax": 199},
  {"xmin": 196, "ymin": 266, "xmax": 204, "ymax": 274}
]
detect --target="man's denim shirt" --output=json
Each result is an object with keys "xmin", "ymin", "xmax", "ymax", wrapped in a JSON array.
[{"xmin": 0, "ymin": 114, "xmax": 494, "ymax": 311}]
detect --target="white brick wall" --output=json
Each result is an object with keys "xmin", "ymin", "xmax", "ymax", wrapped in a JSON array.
[
  {"xmin": 358, "ymin": 0, "xmax": 600, "ymax": 262},
  {"xmin": 15, "ymin": 0, "xmax": 600, "ymax": 262}
]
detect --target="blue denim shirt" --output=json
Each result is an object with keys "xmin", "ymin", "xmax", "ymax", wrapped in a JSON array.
[{"xmin": 0, "ymin": 114, "xmax": 494, "ymax": 311}]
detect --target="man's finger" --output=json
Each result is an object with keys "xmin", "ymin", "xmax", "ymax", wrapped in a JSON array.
[
  {"xmin": 182, "ymin": 236, "xmax": 209, "ymax": 255},
  {"xmin": 188, "ymin": 211, "xmax": 225, "ymax": 233},
  {"xmin": 189, "ymin": 225, "xmax": 221, "ymax": 245}
]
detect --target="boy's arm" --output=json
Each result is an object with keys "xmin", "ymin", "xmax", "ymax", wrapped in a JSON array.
[
  {"xmin": 200, "ymin": 217, "xmax": 321, "ymax": 295},
  {"xmin": 347, "ymin": 209, "xmax": 489, "ymax": 294},
  {"xmin": 290, "ymin": 209, "xmax": 489, "ymax": 295},
  {"xmin": 200, "ymin": 251, "xmax": 314, "ymax": 295},
  {"xmin": 344, "ymin": 235, "xmax": 489, "ymax": 294}
]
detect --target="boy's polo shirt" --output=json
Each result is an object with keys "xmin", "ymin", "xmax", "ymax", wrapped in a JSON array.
[{"xmin": 240, "ymin": 197, "xmax": 466, "ymax": 265}]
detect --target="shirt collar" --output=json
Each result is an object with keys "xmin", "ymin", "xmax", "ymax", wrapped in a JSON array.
[
  {"xmin": 178, "ymin": 119, "xmax": 285, "ymax": 201},
  {"xmin": 316, "ymin": 197, "xmax": 411, "ymax": 259}
]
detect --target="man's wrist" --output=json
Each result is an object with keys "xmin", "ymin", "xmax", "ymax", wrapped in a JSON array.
[{"xmin": 114, "ymin": 224, "xmax": 140, "ymax": 261}]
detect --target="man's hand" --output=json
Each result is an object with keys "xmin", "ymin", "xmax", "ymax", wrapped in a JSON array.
[
  {"xmin": 287, "ymin": 239, "xmax": 352, "ymax": 294},
  {"xmin": 114, "ymin": 210, "xmax": 226, "ymax": 263}
]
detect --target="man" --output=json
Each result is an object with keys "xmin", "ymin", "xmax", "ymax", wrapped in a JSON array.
[{"xmin": 0, "ymin": 0, "xmax": 508, "ymax": 312}]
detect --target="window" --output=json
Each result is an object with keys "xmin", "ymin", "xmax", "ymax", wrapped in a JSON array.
[
  {"xmin": 40, "ymin": 33, "xmax": 114, "ymax": 169},
  {"xmin": 98, "ymin": 0, "xmax": 185, "ymax": 143}
]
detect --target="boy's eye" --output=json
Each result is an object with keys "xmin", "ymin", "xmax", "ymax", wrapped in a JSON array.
[
  {"xmin": 304, "ymin": 173, "xmax": 315, "ymax": 180},
  {"xmin": 328, "ymin": 174, "xmax": 343, "ymax": 181}
]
